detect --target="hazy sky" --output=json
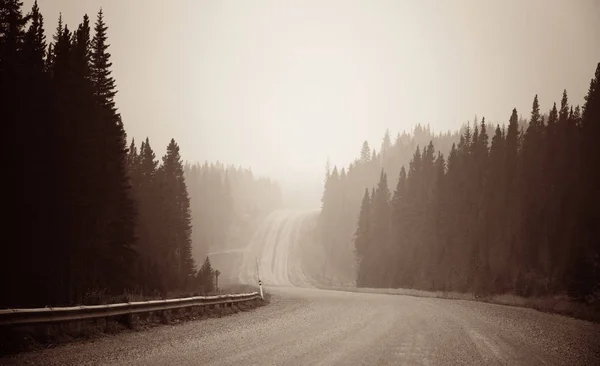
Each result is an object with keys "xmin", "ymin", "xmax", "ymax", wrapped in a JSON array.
[{"xmin": 29, "ymin": 0, "xmax": 600, "ymax": 186}]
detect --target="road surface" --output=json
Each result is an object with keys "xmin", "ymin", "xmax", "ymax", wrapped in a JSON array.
[{"xmin": 3, "ymin": 210, "xmax": 599, "ymax": 365}]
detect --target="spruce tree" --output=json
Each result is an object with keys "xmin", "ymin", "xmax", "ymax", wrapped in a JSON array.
[
  {"xmin": 88, "ymin": 9, "xmax": 136, "ymax": 296},
  {"xmin": 160, "ymin": 138, "xmax": 195, "ymax": 289},
  {"xmin": 45, "ymin": 13, "xmax": 62, "ymax": 72},
  {"xmin": 369, "ymin": 170, "xmax": 391, "ymax": 287},
  {"xmin": 72, "ymin": 14, "xmax": 91, "ymax": 81},
  {"xmin": 381, "ymin": 129, "xmax": 391, "ymax": 156},
  {"xmin": 355, "ymin": 189, "xmax": 371, "ymax": 286},
  {"xmin": 519, "ymin": 95, "xmax": 547, "ymax": 289},
  {"xmin": 1, "ymin": 0, "xmax": 34, "ymax": 306},
  {"xmin": 355, "ymin": 189, "xmax": 370, "ymax": 258},
  {"xmin": 135, "ymin": 138, "xmax": 168, "ymax": 292},
  {"xmin": 360, "ymin": 141, "xmax": 370, "ymax": 163},
  {"xmin": 504, "ymin": 108, "xmax": 521, "ymax": 280},
  {"xmin": 198, "ymin": 256, "xmax": 215, "ymax": 293},
  {"xmin": 431, "ymin": 152, "xmax": 447, "ymax": 290},
  {"xmin": 22, "ymin": 0, "xmax": 45, "ymax": 72},
  {"xmin": 127, "ymin": 138, "xmax": 139, "ymax": 175},
  {"xmin": 91, "ymin": 8, "xmax": 116, "ymax": 112},
  {"xmin": 0, "ymin": 0, "xmax": 27, "ymax": 74},
  {"xmin": 572, "ymin": 62, "xmax": 600, "ymax": 300},
  {"xmin": 18, "ymin": 0, "xmax": 50, "ymax": 306}
]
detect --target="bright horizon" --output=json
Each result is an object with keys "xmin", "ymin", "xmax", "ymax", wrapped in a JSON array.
[{"xmin": 27, "ymin": 0, "xmax": 600, "ymax": 187}]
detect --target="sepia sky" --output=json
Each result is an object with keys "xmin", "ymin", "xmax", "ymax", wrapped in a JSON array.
[{"xmin": 28, "ymin": 0, "xmax": 600, "ymax": 187}]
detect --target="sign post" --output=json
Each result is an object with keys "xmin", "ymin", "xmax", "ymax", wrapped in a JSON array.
[{"xmin": 214, "ymin": 270, "xmax": 220, "ymax": 293}]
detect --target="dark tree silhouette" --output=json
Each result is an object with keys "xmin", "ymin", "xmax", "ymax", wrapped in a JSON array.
[
  {"xmin": 158, "ymin": 139, "xmax": 195, "ymax": 290},
  {"xmin": 0, "ymin": 3, "xmax": 231, "ymax": 306},
  {"xmin": 197, "ymin": 256, "xmax": 215, "ymax": 294},
  {"xmin": 329, "ymin": 64, "xmax": 600, "ymax": 303}
]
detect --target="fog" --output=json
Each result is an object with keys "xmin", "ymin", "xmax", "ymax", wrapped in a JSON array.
[
  {"xmin": 2, "ymin": 1, "xmax": 600, "ymax": 360},
  {"xmin": 27, "ymin": 0, "xmax": 600, "ymax": 206}
]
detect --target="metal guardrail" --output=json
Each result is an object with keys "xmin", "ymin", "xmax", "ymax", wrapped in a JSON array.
[{"xmin": 0, "ymin": 292, "xmax": 262, "ymax": 326}]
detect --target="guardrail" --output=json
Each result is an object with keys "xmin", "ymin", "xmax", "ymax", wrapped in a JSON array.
[{"xmin": 0, "ymin": 292, "xmax": 262, "ymax": 326}]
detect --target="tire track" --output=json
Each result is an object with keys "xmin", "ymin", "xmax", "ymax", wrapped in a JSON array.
[{"xmin": 236, "ymin": 210, "xmax": 320, "ymax": 288}]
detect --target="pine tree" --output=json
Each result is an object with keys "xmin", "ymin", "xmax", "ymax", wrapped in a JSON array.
[
  {"xmin": 140, "ymin": 138, "xmax": 159, "ymax": 182},
  {"xmin": 381, "ymin": 129, "xmax": 391, "ymax": 156},
  {"xmin": 571, "ymin": 62, "xmax": 600, "ymax": 300},
  {"xmin": 503, "ymin": 108, "xmax": 521, "ymax": 284},
  {"xmin": 0, "ymin": 0, "xmax": 27, "ymax": 74},
  {"xmin": 127, "ymin": 138, "xmax": 139, "ymax": 174},
  {"xmin": 160, "ymin": 138, "xmax": 195, "ymax": 289},
  {"xmin": 518, "ymin": 95, "xmax": 547, "ymax": 292},
  {"xmin": 355, "ymin": 189, "xmax": 371, "ymax": 286},
  {"xmin": 72, "ymin": 14, "xmax": 91, "ymax": 81},
  {"xmin": 22, "ymin": 0, "xmax": 45, "ymax": 72},
  {"xmin": 197, "ymin": 256, "xmax": 215, "ymax": 293},
  {"xmin": 370, "ymin": 170, "xmax": 391, "ymax": 287},
  {"xmin": 134, "ymin": 138, "xmax": 170, "ymax": 292},
  {"xmin": 87, "ymin": 9, "xmax": 136, "ymax": 297},
  {"xmin": 19, "ymin": 0, "xmax": 50, "ymax": 306},
  {"xmin": 360, "ymin": 141, "xmax": 371, "ymax": 163},
  {"xmin": 1, "ymin": 0, "xmax": 38, "ymax": 306},
  {"xmin": 355, "ymin": 188, "xmax": 371, "ymax": 257},
  {"xmin": 45, "ymin": 13, "xmax": 62, "ymax": 72},
  {"xmin": 91, "ymin": 8, "xmax": 116, "ymax": 112},
  {"xmin": 431, "ymin": 152, "xmax": 446, "ymax": 290},
  {"xmin": 484, "ymin": 125, "xmax": 508, "ymax": 289},
  {"xmin": 51, "ymin": 19, "xmax": 71, "ymax": 80}
]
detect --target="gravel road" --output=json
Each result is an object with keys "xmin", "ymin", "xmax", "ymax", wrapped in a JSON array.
[{"xmin": 2, "ymin": 210, "xmax": 599, "ymax": 365}]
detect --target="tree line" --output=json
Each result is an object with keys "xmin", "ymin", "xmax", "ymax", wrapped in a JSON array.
[
  {"xmin": 350, "ymin": 64, "xmax": 600, "ymax": 300},
  {"xmin": 1, "ymin": 1, "xmax": 280, "ymax": 307},
  {"xmin": 319, "ymin": 125, "xmax": 463, "ymax": 282},
  {"xmin": 185, "ymin": 162, "xmax": 282, "ymax": 262},
  {"xmin": 126, "ymin": 137, "xmax": 196, "ymax": 296},
  {"xmin": 1, "ymin": 1, "xmax": 141, "ymax": 307}
]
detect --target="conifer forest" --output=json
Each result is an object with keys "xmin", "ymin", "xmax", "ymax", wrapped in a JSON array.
[
  {"xmin": 0, "ymin": 1, "xmax": 281, "ymax": 307},
  {"xmin": 321, "ymin": 67, "xmax": 600, "ymax": 301},
  {"xmin": 1, "ymin": 0, "xmax": 599, "ymax": 311},
  {"xmin": 2, "ymin": 1, "xmax": 599, "ymax": 364}
]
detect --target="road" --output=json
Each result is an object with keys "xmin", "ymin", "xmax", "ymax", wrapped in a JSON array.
[{"xmin": 3, "ymin": 210, "xmax": 600, "ymax": 365}]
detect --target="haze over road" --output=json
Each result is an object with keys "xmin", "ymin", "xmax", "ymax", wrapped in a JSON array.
[{"xmin": 3, "ymin": 210, "xmax": 600, "ymax": 365}]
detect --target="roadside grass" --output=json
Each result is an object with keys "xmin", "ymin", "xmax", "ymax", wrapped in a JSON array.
[
  {"xmin": 315, "ymin": 284, "xmax": 600, "ymax": 323},
  {"xmin": 315, "ymin": 285, "xmax": 476, "ymax": 301},
  {"xmin": 482, "ymin": 293, "xmax": 600, "ymax": 323},
  {"xmin": 0, "ymin": 286, "xmax": 268, "ymax": 356}
]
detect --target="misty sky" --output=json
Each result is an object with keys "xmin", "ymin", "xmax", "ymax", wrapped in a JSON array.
[{"xmin": 29, "ymin": 0, "xmax": 600, "ymax": 186}]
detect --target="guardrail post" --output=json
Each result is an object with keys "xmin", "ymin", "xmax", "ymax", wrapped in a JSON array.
[
  {"xmin": 119, "ymin": 314, "xmax": 134, "ymax": 329},
  {"xmin": 160, "ymin": 310, "xmax": 170, "ymax": 324},
  {"xmin": 99, "ymin": 317, "xmax": 108, "ymax": 333},
  {"xmin": 40, "ymin": 323, "xmax": 52, "ymax": 342}
]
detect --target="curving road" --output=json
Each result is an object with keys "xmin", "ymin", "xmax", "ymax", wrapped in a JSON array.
[
  {"xmin": 3, "ymin": 210, "xmax": 600, "ymax": 365},
  {"xmin": 237, "ymin": 210, "xmax": 322, "ymax": 288}
]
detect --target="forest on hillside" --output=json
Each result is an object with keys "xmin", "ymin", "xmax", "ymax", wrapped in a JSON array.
[
  {"xmin": 185, "ymin": 162, "xmax": 282, "ymax": 261},
  {"xmin": 319, "ymin": 125, "xmax": 462, "ymax": 280},
  {"xmin": 0, "ymin": 1, "xmax": 280, "ymax": 307},
  {"xmin": 318, "ymin": 120, "xmax": 533, "ymax": 276},
  {"xmin": 321, "ymin": 64, "xmax": 600, "ymax": 301}
]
